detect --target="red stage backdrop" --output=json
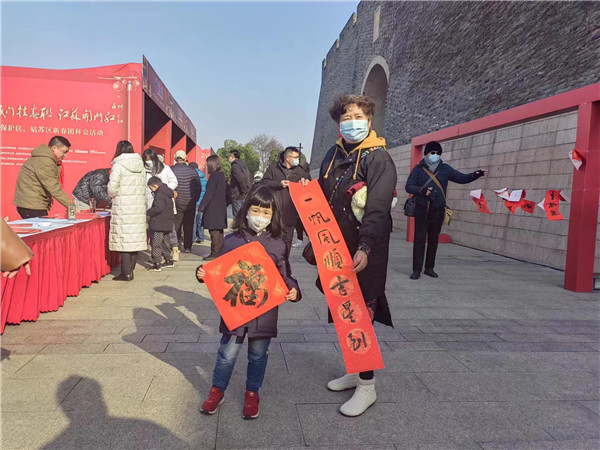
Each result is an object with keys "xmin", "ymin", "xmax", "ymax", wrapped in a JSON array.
[{"xmin": 0, "ymin": 63, "xmax": 143, "ymax": 220}]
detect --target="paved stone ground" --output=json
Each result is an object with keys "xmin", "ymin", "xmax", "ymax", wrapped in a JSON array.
[{"xmin": 1, "ymin": 232, "xmax": 599, "ymax": 449}]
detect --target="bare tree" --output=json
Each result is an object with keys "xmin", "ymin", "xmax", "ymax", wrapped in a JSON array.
[{"xmin": 249, "ymin": 134, "xmax": 283, "ymax": 172}]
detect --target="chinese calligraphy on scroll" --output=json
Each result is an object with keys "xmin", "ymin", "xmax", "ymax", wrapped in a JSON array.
[{"xmin": 290, "ymin": 180, "xmax": 384, "ymax": 374}]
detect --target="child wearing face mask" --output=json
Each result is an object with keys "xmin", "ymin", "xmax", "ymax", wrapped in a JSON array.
[{"xmin": 195, "ymin": 185, "xmax": 301, "ymax": 420}]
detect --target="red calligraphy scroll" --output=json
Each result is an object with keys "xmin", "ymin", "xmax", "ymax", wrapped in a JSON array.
[
  {"xmin": 470, "ymin": 189, "xmax": 491, "ymax": 214},
  {"xmin": 290, "ymin": 180, "xmax": 384, "ymax": 374},
  {"xmin": 520, "ymin": 199, "xmax": 536, "ymax": 214},
  {"xmin": 202, "ymin": 242, "xmax": 289, "ymax": 331},
  {"xmin": 537, "ymin": 190, "xmax": 567, "ymax": 221}
]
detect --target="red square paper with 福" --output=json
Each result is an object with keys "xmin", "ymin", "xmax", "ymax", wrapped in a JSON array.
[{"xmin": 202, "ymin": 241, "xmax": 289, "ymax": 331}]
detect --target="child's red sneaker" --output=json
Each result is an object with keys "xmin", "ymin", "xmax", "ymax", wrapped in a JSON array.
[
  {"xmin": 201, "ymin": 387, "xmax": 224, "ymax": 415},
  {"xmin": 243, "ymin": 390, "xmax": 260, "ymax": 419}
]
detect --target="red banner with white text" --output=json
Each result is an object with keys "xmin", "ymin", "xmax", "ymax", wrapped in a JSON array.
[{"xmin": 0, "ymin": 64, "xmax": 143, "ymax": 220}]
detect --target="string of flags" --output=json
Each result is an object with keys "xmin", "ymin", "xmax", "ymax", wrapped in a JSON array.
[
  {"xmin": 469, "ymin": 189, "xmax": 569, "ymax": 221},
  {"xmin": 466, "ymin": 147, "xmax": 582, "ymax": 221}
]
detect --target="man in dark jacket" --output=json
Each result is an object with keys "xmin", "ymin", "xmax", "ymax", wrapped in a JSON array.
[
  {"xmin": 228, "ymin": 149, "xmax": 252, "ymax": 218},
  {"xmin": 405, "ymin": 141, "xmax": 486, "ymax": 279},
  {"xmin": 261, "ymin": 147, "xmax": 306, "ymax": 260},
  {"xmin": 171, "ymin": 150, "xmax": 201, "ymax": 253},
  {"xmin": 72, "ymin": 168, "xmax": 111, "ymax": 211},
  {"xmin": 147, "ymin": 177, "xmax": 175, "ymax": 271}
]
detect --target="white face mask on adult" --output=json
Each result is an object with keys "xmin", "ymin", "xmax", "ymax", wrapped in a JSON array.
[{"xmin": 246, "ymin": 213, "xmax": 271, "ymax": 232}]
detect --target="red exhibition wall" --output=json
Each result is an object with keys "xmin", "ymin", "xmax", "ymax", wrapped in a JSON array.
[
  {"xmin": 0, "ymin": 63, "xmax": 144, "ymax": 220},
  {"xmin": 1, "ymin": 57, "xmax": 200, "ymax": 220}
]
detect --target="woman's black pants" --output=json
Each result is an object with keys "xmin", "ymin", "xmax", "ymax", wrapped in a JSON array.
[
  {"xmin": 120, "ymin": 251, "xmax": 139, "ymax": 276},
  {"xmin": 412, "ymin": 206, "xmax": 444, "ymax": 273}
]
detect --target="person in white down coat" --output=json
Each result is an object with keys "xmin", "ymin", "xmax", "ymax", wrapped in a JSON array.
[{"xmin": 108, "ymin": 140, "xmax": 147, "ymax": 281}]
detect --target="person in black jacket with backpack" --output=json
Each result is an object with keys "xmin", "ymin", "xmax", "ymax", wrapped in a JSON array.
[
  {"xmin": 405, "ymin": 141, "xmax": 487, "ymax": 280},
  {"xmin": 146, "ymin": 177, "xmax": 175, "ymax": 271}
]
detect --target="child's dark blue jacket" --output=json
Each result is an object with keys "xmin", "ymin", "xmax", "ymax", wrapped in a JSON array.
[{"xmin": 206, "ymin": 229, "xmax": 301, "ymax": 339}]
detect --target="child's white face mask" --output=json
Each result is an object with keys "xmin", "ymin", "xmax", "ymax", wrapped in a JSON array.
[{"xmin": 246, "ymin": 213, "xmax": 271, "ymax": 232}]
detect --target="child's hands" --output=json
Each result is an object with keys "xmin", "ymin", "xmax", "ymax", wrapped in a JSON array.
[
  {"xmin": 286, "ymin": 287, "xmax": 299, "ymax": 302},
  {"xmin": 196, "ymin": 265, "xmax": 205, "ymax": 283}
]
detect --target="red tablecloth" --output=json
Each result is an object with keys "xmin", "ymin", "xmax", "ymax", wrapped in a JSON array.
[{"xmin": 1, "ymin": 216, "xmax": 119, "ymax": 333}]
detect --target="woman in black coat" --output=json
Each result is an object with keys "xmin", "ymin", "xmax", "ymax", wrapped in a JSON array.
[
  {"xmin": 405, "ymin": 141, "xmax": 486, "ymax": 279},
  {"xmin": 312, "ymin": 94, "xmax": 398, "ymax": 417},
  {"xmin": 198, "ymin": 155, "xmax": 227, "ymax": 260}
]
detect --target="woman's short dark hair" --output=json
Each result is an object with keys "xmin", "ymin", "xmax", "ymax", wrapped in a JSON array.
[
  {"xmin": 229, "ymin": 149, "xmax": 241, "ymax": 159},
  {"xmin": 142, "ymin": 148, "xmax": 165, "ymax": 176},
  {"xmin": 206, "ymin": 155, "xmax": 222, "ymax": 174},
  {"xmin": 232, "ymin": 185, "xmax": 282, "ymax": 238},
  {"xmin": 329, "ymin": 94, "xmax": 375, "ymax": 123},
  {"xmin": 113, "ymin": 140, "xmax": 134, "ymax": 159},
  {"xmin": 189, "ymin": 162, "xmax": 199, "ymax": 169}
]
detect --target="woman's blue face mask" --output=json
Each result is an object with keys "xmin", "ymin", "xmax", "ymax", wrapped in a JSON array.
[
  {"xmin": 340, "ymin": 119, "xmax": 369, "ymax": 144},
  {"xmin": 427, "ymin": 153, "xmax": 440, "ymax": 163}
]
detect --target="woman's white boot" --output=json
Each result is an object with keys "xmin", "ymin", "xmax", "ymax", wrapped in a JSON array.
[
  {"xmin": 327, "ymin": 373, "xmax": 359, "ymax": 391},
  {"xmin": 339, "ymin": 377, "xmax": 376, "ymax": 417}
]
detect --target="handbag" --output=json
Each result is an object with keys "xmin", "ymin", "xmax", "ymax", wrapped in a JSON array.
[
  {"xmin": 422, "ymin": 167, "xmax": 454, "ymax": 225},
  {"xmin": 405, "ymin": 176, "xmax": 434, "ymax": 217},
  {"xmin": 302, "ymin": 242, "xmax": 317, "ymax": 266},
  {"xmin": 1, "ymin": 219, "xmax": 34, "ymax": 272},
  {"xmin": 403, "ymin": 196, "xmax": 417, "ymax": 217}
]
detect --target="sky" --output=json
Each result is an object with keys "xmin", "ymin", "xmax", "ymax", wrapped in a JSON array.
[{"xmin": 1, "ymin": 1, "xmax": 359, "ymax": 161}]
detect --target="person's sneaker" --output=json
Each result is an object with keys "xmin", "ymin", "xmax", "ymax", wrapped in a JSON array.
[
  {"xmin": 148, "ymin": 263, "xmax": 162, "ymax": 272},
  {"xmin": 184, "ymin": 248, "xmax": 191, "ymax": 253},
  {"xmin": 203, "ymin": 253, "xmax": 217, "ymax": 261},
  {"xmin": 162, "ymin": 260, "xmax": 175, "ymax": 268},
  {"xmin": 243, "ymin": 390, "xmax": 259, "ymax": 419},
  {"xmin": 172, "ymin": 247, "xmax": 180, "ymax": 262},
  {"xmin": 291, "ymin": 240, "xmax": 304, "ymax": 248},
  {"xmin": 200, "ymin": 387, "xmax": 224, "ymax": 415}
]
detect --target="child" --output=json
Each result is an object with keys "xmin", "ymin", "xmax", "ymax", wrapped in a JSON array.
[
  {"xmin": 196, "ymin": 185, "xmax": 301, "ymax": 419},
  {"xmin": 146, "ymin": 176, "xmax": 175, "ymax": 271}
]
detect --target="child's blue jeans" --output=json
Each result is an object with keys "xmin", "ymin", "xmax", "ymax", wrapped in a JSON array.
[{"xmin": 212, "ymin": 333, "xmax": 271, "ymax": 392}]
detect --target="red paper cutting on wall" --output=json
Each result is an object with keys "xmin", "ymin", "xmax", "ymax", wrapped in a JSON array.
[
  {"xmin": 202, "ymin": 242, "xmax": 289, "ymax": 331},
  {"xmin": 568, "ymin": 149, "xmax": 584, "ymax": 170},
  {"xmin": 537, "ymin": 190, "xmax": 567, "ymax": 221},
  {"xmin": 470, "ymin": 189, "xmax": 491, "ymax": 214},
  {"xmin": 519, "ymin": 199, "xmax": 536, "ymax": 214},
  {"xmin": 290, "ymin": 180, "xmax": 384, "ymax": 374}
]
